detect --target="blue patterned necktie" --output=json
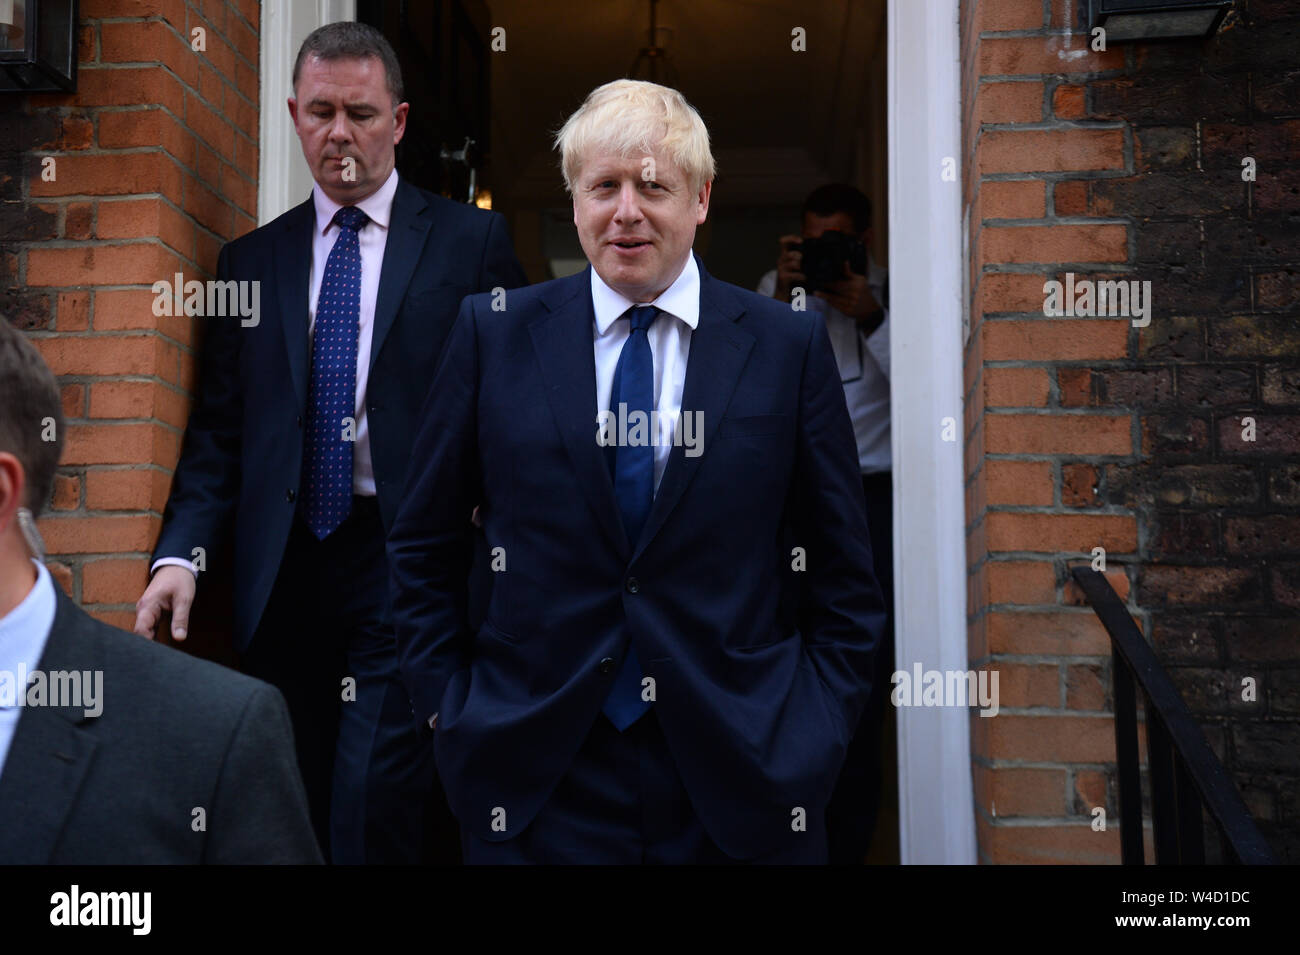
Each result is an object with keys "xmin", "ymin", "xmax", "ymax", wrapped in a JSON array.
[
  {"xmin": 301, "ymin": 204, "xmax": 368, "ymax": 539},
  {"xmin": 601, "ymin": 305, "xmax": 659, "ymax": 731}
]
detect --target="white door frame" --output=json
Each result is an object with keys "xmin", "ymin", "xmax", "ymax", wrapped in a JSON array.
[
  {"xmin": 887, "ymin": 0, "xmax": 976, "ymax": 864},
  {"xmin": 258, "ymin": 0, "xmax": 356, "ymax": 225}
]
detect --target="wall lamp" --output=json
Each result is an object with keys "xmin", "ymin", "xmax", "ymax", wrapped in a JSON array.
[
  {"xmin": 1081, "ymin": 0, "xmax": 1234, "ymax": 42},
  {"xmin": 1, "ymin": 0, "xmax": 77, "ymax": 92}
]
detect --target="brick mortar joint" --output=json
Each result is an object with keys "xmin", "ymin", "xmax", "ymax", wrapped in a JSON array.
[
  {"xmin": 184, "ymin": 4, "xmax": 262, "ymax": 77},
  {"xmin": 71, "ymin": 64, "xmax": 259, "ymax": 151},
  {"xmin": 95, "ymin": 10, "xmax": 261, "ymax": 79}
]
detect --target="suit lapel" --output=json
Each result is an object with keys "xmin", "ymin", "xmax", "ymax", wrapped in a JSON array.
[
  {"xmin": 370, "ymin": 177, "xmax": 433, "ymax": 373},
  {"xmin": 0, "ymin": 589, "xmax": 101, "ymax": 864},
  {"xmin": 529, "ymin": 268, "xmax": 630, "ymax": 557},
  {"xmin": 274, "ymin": 197, "xmax": 315, "ymax": 410},
  {"xmin": 632, "ymin": 261, "xmax": 753, "ymax": 561}
]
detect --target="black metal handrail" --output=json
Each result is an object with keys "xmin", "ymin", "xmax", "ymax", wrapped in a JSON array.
[{"xmin": 1069, "ymin": 567, "xmax": 1275, "ymax": 865}]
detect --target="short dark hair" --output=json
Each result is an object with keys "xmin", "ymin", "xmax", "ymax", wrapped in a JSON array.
[
  {"xmin": 292, "ymin": 21, "xmax": 405, "ymax": 108},
  {"xmin": 802, "ymin": 183, "xmax": 874, "ymax": 234},
  {"xmin": 0, "ymin": 319, "xmax": 65, "ymax": 517}
]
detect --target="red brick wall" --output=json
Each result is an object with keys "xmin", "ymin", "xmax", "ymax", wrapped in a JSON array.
[
  {"xmin": 962, "ymin": 0, "xmax": 1299, "ymax": 863},
  {"xmin": 1, "ymin": 0, "xmax": 258, "ymax": 632}
]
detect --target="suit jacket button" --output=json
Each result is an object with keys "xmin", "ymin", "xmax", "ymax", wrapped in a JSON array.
[
  {"xmin": 296, "ymin": 415, "xmax": 303, "ymax": 428},
  {"xmin": 626, "ymin": 577, "xmax": 640, "ymax": 594},
  {"xmin": 598, "ymin": 657, "xmax": 615, "ymax": 675},
  {"xmin": 286, "ymin": 489, "xmax": 296, "ymax": 503}
]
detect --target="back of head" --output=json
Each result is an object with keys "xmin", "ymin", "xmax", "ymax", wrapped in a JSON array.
[{"xmin": 0, "ymin": 319, "xmax": 65, "ymax": 518}]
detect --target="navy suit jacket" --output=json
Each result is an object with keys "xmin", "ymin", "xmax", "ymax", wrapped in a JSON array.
[
  {"xmin": 153, "ymin": 176, "xmax": 526, "ymax": 651},
  {"xmin": 387, "ymin": 256, "xmax": 886, "ymax": 858}
]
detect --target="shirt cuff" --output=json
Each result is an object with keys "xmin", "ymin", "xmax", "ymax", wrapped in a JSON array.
[{"xmin": 152, "ymin": 556, "xmax": 199, "ymax": 578}]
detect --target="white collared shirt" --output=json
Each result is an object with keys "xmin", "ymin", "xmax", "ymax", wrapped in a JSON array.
[
  {"xmin": 309, "ymin": 167, "xmax": 401, "ymax": 497},
  {"xmin": 757, "ymin": 255, "xmax": 891, "ymax": 474},
  {"xmin": 592, "ymin": 253, "xmax": 700, "ymax": 493},
  {"xmin": 0, "ymin": 560, "xmax": 57, "ymax": 781}
]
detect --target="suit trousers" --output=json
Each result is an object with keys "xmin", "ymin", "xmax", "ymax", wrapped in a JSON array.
[
  {"xmin": 241, "ymin": 495, "xmax": 453, "ymax": 864},
  {"xmin": 825, "ymin": 470, "xmax": 896, "ymax": 863},
  {"xmin": 460, "ymin": 708, "xmax": 828, "ymax": 864}
]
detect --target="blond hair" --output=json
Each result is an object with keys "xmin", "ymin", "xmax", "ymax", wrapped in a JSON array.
[{"xmin": 554, "ymin": 79, "xmax": 716, "ymax": 194}]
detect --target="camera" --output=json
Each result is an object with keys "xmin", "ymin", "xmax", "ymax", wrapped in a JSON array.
[{"xmin": 796, "ymin": 230, "xmax": 867, "ymax": 293}]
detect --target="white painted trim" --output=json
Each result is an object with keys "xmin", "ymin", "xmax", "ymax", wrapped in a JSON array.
[
  {"xmin": 257, "ymin": 0, "xmax": 356, "ymax": 225},
  {"xmin": 887, "ymin": 0, "xmax": 977, "ymax": 864}
]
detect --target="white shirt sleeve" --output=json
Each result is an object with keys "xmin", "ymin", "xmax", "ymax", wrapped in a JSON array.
[
  {"xmin": 861, "ymin": 310, "xmax": 889, "ymax": 381},
  {"xmin": 151, "ymin": 557, "xmax": 199, "ymax": 579}
]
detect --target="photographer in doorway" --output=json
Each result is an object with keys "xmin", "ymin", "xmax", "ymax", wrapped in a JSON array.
[{"xmin": 758, "ymin": 183, "xmax": 894, "ymax": 864}]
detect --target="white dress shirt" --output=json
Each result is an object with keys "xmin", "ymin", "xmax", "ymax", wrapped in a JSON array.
[
  {"xmin": 592, "ymin": 254, "xmax": 700, "ymax": 493},
  {"xmin": 152, "ymin": 170, "xmax": 400, "ymax": 578},
  {"xmin": 0, "ymin": 559, "xmax": 57, "ymax": 781},
  {"xmin": 757, "ymin": 254, "xmax": 891, "ymax": 474},
  {"xmin": 308, "ymin": 167, "xmax": 400, "ymax": 497}
]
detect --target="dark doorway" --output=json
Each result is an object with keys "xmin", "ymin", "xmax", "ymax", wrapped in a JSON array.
[{"xmin": 357, "ymin": 0, "xmax": 493, "ymax": 203}]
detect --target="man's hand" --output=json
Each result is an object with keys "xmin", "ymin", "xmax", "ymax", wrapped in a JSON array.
[
  {"xmin": 773, "ymin": 234, "xmax": 806, "ymax": 303},
  {"xmin": 134, "ymin": 565, "xmax": 197, "ymax": 641},
  {"xmin": 815, "ymin": 261, "xmax": 881, "ymax": 323}
]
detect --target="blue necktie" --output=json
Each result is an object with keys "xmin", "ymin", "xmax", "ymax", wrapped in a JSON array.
[
  {"xmin": 601, "ymin": 305, "xmax": 658, "ymax": 731},
  {"xmin": 301, "ymin": 205, "xmax": 367, "ymax": 539}
]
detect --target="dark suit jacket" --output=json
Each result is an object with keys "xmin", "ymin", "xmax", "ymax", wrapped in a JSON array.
[
  {"xmin": 152, "ymin": 175, "xmax": 527, "ymax": 651},
  {"xmin": 0, "ymin": 587, "xmax": 322, "ymax": 863},
  {"xmin": 387, "ymin": 256, "xmax": 887, "ymax": 859}
]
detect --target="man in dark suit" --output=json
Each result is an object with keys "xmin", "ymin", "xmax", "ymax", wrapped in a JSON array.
[
  {"xmin": 0, "ymin": 318, "xmax": 320, "ymax": 864},
  {"xmin": 132, "ymin": 22, "xmax": 526, "ymax": 864},
  {"xmin": 388, "ymin": 79, "xmax": 886, "ymax": 863}
]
